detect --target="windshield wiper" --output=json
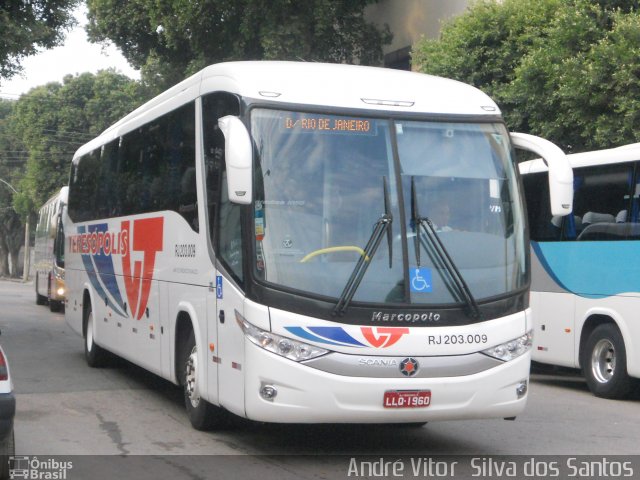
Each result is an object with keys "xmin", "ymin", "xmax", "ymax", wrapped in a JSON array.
[
  {"xmin": 410, "ymin": 177, "xmax": 482, "ymax": 319},
  {"xmin": 333, "ymin": 177, "xmax": 393, "ymax": 316}
]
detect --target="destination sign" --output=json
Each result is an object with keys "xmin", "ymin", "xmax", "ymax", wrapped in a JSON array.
[{"xmin": 284, "ymin": 115, "xmax": 375, "ymax": 135}]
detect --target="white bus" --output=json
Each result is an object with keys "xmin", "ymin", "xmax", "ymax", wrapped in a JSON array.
[
  {"xmin": 64, "ymin": 61, "xmax": 572, "ymax": 429},
  {"xmin": 521, "ymin": 143, "xmax": 640, "ymax": 398},
  {"xmin": 34, "ymin": 186, "xmax": 68, "ymax": 312}
]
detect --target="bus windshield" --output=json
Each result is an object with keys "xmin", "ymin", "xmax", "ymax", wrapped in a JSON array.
[{"xmin": 250, "ymin": 109, "xmax": 526, "ymax": 307}]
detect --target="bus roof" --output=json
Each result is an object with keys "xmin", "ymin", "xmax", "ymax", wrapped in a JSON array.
[
  {"xmin": 41, "ymin": 185, "xmax": 68, "ymax": 209},
  {"xmin": 75, "ymin": 61, "xmax": 501, "ymax": 159},
  {"xmin": 519, "ymin": 142, "xmax": 640, "ymax": 175}
]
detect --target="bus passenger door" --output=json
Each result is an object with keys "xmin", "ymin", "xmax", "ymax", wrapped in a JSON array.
[
  {"xmin": 522, "ymin": 169, "xmax": 577, "ymax": 368},
  {"xmin": 201, "ymin": 91, "xmax": 246, "ymax": 413},
  {"xmin": 211, "ymin": 274, "xmax": 245, "ymax": 417},
  {"xmin": 205, "ymin": 277, "xmax": 220, "ymax": 407}
]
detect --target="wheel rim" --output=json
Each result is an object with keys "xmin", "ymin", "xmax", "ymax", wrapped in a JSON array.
[
  {"xmin": 86, "ymin": 312, "xmax": 94, "ymax": 353},
  {"xmin": 591, "ymin": 338, "xmax": 616, "ymax": 383},
  {"xmin": 185, "ymin": 346, "xmax": 200, "ymax": 408}
]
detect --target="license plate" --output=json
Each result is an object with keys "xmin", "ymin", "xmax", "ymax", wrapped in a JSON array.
[{"xmin": 383, "ymin": 390, "xmax": 431, "ymax": 408}]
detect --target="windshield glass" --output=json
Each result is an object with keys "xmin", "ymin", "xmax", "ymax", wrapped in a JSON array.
[{"xmin": 251, "ymin": 109, "xmax": 526, "ymax": 306}]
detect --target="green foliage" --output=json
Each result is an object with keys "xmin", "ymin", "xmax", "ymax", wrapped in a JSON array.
[
  {"xmin": 86, "ymin": 0, "xmax": 392, "ymax": 92},
  {"xmin": 413, "ymin": 0, "xmax": 561, "ymax": 97},
  {"xmin": 0, "ymin": 99, "xmax": 20, "ymax": 201},
  {"xmin": 413, "ymin": 0, "xmax": 640, "ymax": 153},
  {"xmin": 0, "ymin": 99, "xmax": 24, "ymax": 276},
  {"xmin": 7, "ymin": 71, "xmax": 148, "ymax": 216},
  {"xmin": 0, "ymin": 0, "xmax": 78, "ymax": 80}
]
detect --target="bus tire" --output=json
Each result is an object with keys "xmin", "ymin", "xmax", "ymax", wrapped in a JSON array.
[
  {"xmin": 404, "ymin": 422, "xmax": 428, "ymax": 428},
  {"xmin": 582, "ymin": 323, "xmax": 635, "ymax": 399},
  {"xmin": 35, "ymin": 277, "xmax": 46, "ymax": 305},
  {"xmin": 84, "ymin": 302, "xmax": 111, "ymax": 368},
  {"xmin": 0, "ymin": 430, "xmax": 14, "ymax": 480},
  {"xmin": 181, "ymin": 330, "xmax": 226, "ymax": 431},
  {"xmin": 49, "ymin": 299, "xmax": 62, "ymax": 313}
]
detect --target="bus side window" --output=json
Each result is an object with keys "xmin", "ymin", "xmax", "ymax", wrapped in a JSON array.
[
  {"xmin": 113, "ymin": 102, "xmax": 197, "ymax": 228},
  {"xmin": 573, "ymin": 164, "xmax": 636, "ymax": 241},
  {"xmin": 68, "ymin": 151, "xmax": 100, "ymax": 223},
  {"xmin": 522, "ymin": 172, "xmax": 558, "ymax": 241},
  {"xmin": 168, "ymin": 103, "xmax": 197, "ymax": 230},
  {"xmin": 202, "ymin": 93, "xmax": 243, "ymax": 282}
]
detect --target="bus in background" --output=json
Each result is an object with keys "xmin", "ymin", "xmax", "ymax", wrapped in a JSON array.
[
  {"xmin": 34, "ymin": 186, "xmax": 68, "ymax": 312},
  {"xmin": 64, "ymin": 61, "xmax": 571, "ymax": 430},
  {"xmin": 521, "ymin": 143, "xmax": 640, "ymax": 398}
]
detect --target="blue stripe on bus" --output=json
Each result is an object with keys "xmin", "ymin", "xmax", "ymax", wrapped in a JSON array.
[
  {"xmin": 86, "ymin": 223, "xmax": 127, "ymax": 316},
  {"xmin": 285, "ymin": 326, "xmax": 365, "ymax": 347},
  {"xmin": 78, "ymin": 225, "xmax": 127, "ymax": 317},
  {"xmin": 532, "ymin": 240, "xmax": 640, "ymax": 298}
]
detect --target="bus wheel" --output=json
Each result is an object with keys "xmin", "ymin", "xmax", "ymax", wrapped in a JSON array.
[
  {"xmin": 35, "ymin": 278, "xmax": 46, "ymax": 305},
  {"xmin": 583, "ymin": 324, "xmax": 635, "ymax": 399},
  {"xmin": 49, "ymin": 299, "xmax": 62, "ymax": 313},
  {"xmin": 84, "ymin": 303, "xmax": 111, "ymax": 368},
  {"xmin": 182, "ymin": 331, "xmax": 226, "ymax": 430},
  {"xmin": 0, "ymin": 430, "xmax": 14, "ymax": 479}
]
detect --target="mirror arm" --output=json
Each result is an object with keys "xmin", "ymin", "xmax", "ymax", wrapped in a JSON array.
[{"xmin": 511, "ymin": 132, "xmax": 573, "ymax": 217}]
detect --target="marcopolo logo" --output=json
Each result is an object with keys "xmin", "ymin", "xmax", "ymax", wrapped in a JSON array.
[
  {"xmin": 371, "ymin": 311, "xmax": 441, "ymax": 323},
  {"xmin": 68, "ymin": 217, "xmax": 164, "ymax": 320}
]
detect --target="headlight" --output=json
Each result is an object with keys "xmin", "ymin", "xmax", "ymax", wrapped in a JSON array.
[
  {"xmin": 235, "ymin": 310, "xmax": 329, "ymax": 362},
  {"xmin": 482, "ymin": 331, "xmax": 533, "ymax": 362}
]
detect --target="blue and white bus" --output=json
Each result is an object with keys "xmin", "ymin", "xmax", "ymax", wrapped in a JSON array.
[
  {"xmin": 521, "ymin": 143, "xmax": 640, "ymax": 398},
  {"xmin": 64, "ymin": 61, "xmax": 571, "ymax": 429}
]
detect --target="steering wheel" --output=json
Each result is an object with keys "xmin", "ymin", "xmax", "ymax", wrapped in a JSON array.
[{"xmin": 299, "ymin": 246, "xmax": 370, "ymax": 263}]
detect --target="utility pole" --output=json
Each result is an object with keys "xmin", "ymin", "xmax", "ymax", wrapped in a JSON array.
[
  {"xmin": 23, "ymin": 216, "xmax": 30, "ymax": 281},
  {"xmin": 0, "ymin": 177, "xmax": 30, "ymax": 281}
]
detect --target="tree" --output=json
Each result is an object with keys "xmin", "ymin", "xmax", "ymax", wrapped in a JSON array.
[
  {"xmin": 9, "ymin": 70, "xmax": 148, "ymax": 215},
  {"xmin": 0, "ymin": 71, "xmax": 147, "ymax": 277},
  {"xmin": 0, "ymin": 0, "xmax": 79, "ymax": 81},
  {"xmin": 413, "ymin": 0, "xmax": 640, "ymax": 153},
  {"xmin": 0, "ymin": 99, "xmax": 24, "ymax": 276},
  {"xmin": 86, "ymin": 0, "xmax": 392, "ymax": 92}
]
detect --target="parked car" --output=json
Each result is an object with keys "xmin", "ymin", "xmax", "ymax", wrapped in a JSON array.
[{"xmin": 0, "ymin": 341, "xmax": 15, "ymax": 480}]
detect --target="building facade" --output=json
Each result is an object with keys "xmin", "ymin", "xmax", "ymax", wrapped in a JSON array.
[{"xmin": 366, "ymin": 0, "xmax": 470, "ymax": 70}]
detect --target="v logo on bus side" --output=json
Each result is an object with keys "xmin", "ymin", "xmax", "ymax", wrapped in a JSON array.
[
  {"xmin": 121, "ymin": 218, "xmax": 164, "ymax": 320},
  {"xmin": 70, "ymin": 217, "xmax": 164, "ymax": 320},
  {"xmin": 361, "ymin": 327, "xmax": 409, "ymax": 348}
]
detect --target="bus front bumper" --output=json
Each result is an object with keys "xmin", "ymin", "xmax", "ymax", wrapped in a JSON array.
[{"xmin": 242, "ymin": 341, "xmax": 530, "ymax": 424}]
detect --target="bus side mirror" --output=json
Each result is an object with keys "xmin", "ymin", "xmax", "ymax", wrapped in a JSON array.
[
  {"xmin": 218, "ymin": 116, "xmax": 253, "ymax": 205},
  {"xmin": 511, "ymin": 132, "xmax": 573, "ymax": 217}
]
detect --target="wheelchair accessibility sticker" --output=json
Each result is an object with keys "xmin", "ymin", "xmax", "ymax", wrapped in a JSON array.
[{"xmin": 410, "ymin": 267, "xmax": 433, "ymax": 293}]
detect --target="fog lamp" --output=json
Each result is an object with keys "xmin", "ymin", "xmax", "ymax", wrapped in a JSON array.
[
  {"xmin": 260, "ymin": 384, "xmax": 278, "ymax": 401},
  {"xmin": 516, "ymin": 380, "xmax": 528, "ymax": 399}
]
